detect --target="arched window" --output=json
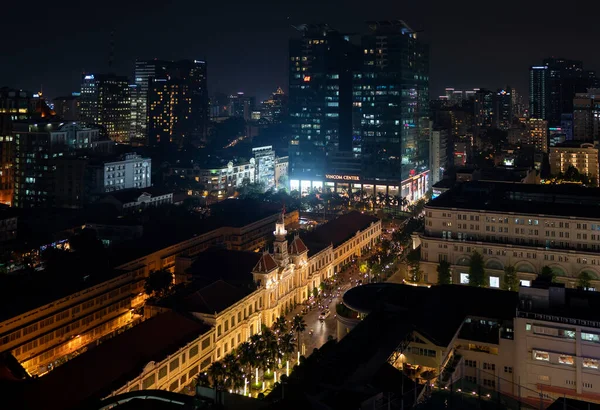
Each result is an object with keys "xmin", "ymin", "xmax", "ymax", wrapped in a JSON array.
[
  {"xmin": 456, "ymin": 256, "xmax": 471, "ymax": 266},
  {"xmin": 515, "ymin": 262, "xmax": 536, "ymax": 274},
  {"xmin": 485, "ymin": 260, "xmax": 504, "ymax": 270}
]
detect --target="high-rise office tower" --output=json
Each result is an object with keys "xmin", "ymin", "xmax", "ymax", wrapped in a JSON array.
[
  {"xmin": 260, "ymin": 87, "xmax": 288, "ymax": 124},
  {"xmin": 131, "ymin": 60, "xmax": 171, "ymax": 143},
  {"xmin": 53, "ymin": 93, "xmax": 80, "ymax": 121},
  {"xmin": 147, "ymin": 60, "xmax": 208, "ymax": 146},
  {"xmin": 12, "ymin": 121, "xmax": 109, "ymax": 208},
  {"xmin": 228, "ymin": 92, "xmax": 255, "ymax": 121},
  {"xmin": 79, "ymin": 74, "xmax": 131, "ymax": 142},
  {"xmin": 494, "ymin": 88, "xmax": 513, "ymax": 130},
  {"xmin": 529, "ymin": 65, "xmax": 548, "ymax": 119},
  {"xmin": 359, "ymin": 20, "xmax": 429, "ymax": 181},
  {"xmin": 288, "ymin": 24, "xmax": 360, "ymax": 191},
  {"xmin": 573, "ymin": 89, "xmax": 600, "ymax": 143},
  {"xmin": 530, "ymin": 58, "xmax": 598, "ymax": 125},
  {"xmin": 473, "ymin": 88, "xmax": 495, "ymax": 128}
]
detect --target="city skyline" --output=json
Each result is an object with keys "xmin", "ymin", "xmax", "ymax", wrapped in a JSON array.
[{"xmin": 3, "ymin": 0, "xmax": 600, "ymax": 101}]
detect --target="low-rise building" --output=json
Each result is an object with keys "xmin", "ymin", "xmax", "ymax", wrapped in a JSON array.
[
  {"xmin": 100, "ymin": 188, "xmax": 173, "ymax": 213},
  {"xmin": 342, "ymin": 282, "xmax": 600, "ymax": 407},
  {"xmin": 550, "ymin": 142, "xmax": 599, "ymax": 185},
  {"xmin": 414, "ymin": 181, "xmax": 600, "ymax": 289},
  {"xmin": 169, "ymin": 159, "xmax": 256, "ymax": 199},
  {"xmin": 0, "ymin": 210, "xmax": 382, "ymax": 408},
  {"xmin": 0, "ymin": 200, "xmax": 300, "ymax": 377},
  {"xmin": 101, "ymin": 153, "xmax": 151, "ymax": 192}
]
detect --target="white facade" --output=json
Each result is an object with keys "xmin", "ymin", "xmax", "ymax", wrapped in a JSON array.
[
  {"xmin": 429, "ymin": 128, "xmax": 448, "ymax": 186},
  {"xmin": 104, "ymin": 153, "xmax": 151, "ymax": 192},
  {"xmin": 252, "ymin": 146, "xmax": 275, "ymax": 189},
  {"xmin": 275, "ymin": 156, "xmax": 288, "ymax": 188},
  {"xmin": 416, "ymin": 204, "xmax": 600, "ymax": 290}
]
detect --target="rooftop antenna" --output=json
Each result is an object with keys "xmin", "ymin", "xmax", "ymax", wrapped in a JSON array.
[{"xmin": 108, "ymin": 29, "xmax": 115, "ymax": 72}]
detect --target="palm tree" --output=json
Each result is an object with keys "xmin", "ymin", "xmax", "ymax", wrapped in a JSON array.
[
  {"xmin": 273, "ymin": 316, "xmax": 287, "ymax": 335},
  {"xmin": 208, "ymin": 361, "xmax": 226, "ymax": 390},
  {"xmin": 261, "ymin": 328, "xmax": 280, "ymax": 370},
  {"xmin": 291, "ymin": 314, "xmax": 307, "ymax": 352},
  {"xmin": 237, "ymin": 341, "xmax": 255, "ymax": 376},
  {"xmin": 279, "ymin": 332, "xmax": 296, "ymax": 362},
  {"xmin": 222, "ymin": 353, "xmax": 241, "ymax": 390}
]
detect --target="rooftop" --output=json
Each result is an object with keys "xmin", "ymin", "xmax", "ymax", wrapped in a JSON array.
[
  {"xmin": 301, "ymin": 211, "xmax": 378, "ymax": 256},
  {"xmin": 3, "ymin": 311, "xmax": 209, "ymax": 410},
  {"xmin": 179, "ymin": 280, "xmax": 253, "ymax": 315},
  {"xmin": 186, "ymin": 248, "xmax": 261, "ymax": 286},
  {"xmin": 427, "ymin": 181, "xmax": 600, "ymax": 220},
  {"xmin": 343, "ymin": 284, "xmax": 518, "ymax": 346}
]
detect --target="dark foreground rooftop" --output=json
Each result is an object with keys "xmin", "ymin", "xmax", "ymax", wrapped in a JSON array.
[{"xmin": 428, "ymin": 181, "xmax": 600, "ymax": 219}]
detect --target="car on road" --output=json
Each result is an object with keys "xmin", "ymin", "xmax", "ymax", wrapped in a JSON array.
[{"xmin": 319, "ymin": 310, "xmax": 330, "ymax": 320}]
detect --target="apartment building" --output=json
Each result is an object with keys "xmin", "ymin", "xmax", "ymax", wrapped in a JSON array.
[
  {"xmin": 0, "ymin": 202, "xmax": 300, "ymax": 376},
  {"xmin": 343, "ymin": 282, "xmax": 600, "ymax": 406},
  {"xmin": 549, "ymin": 142, "xmax": 599, "ymax": 185},
  {"xmin": 414, "ymin": 182, "xmax": 600, "ymax": 290}
]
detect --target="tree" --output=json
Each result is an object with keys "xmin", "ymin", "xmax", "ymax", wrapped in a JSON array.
[
  {"xmin": 406, "ymin": 248, "xmax": 422, "ymax": 283},
  {"xmin": 273, "ymin": 316, "xmax": 287, "ymax": 334},
  {"xmin": 291, "ymin": 314, "xmax": 307, "ymax": 352},
  {"xmin": 312, "ymin": 287, "xmax": 318, "ymax": 298},
  {"xmin": 577, "ymin": 271, "xmax": 593, "ymax": 290},
  {"xmin": 502, "ymin": 265, "xmax": 519, "ymax": 291},
  {"xmin": 279, "ymin": 332, "xmax": 296, "ymax": 361},
  {"xmin": 538, "ymin": 266, "xmax": 556, "ymax": 283},
  {"xmin": 144, "ymin": 269, "xmax": 173, "ymax": 298},
  {"xmin": 208, "ymin": 361, "xmax": 226, "ymax": 390},
  {"xmin": 468, "ymin": 251, "xmax": 486, "ymax": 287},
  {"xmin": 437, "ymin": 260, "xmax": 452, "ymax": 285}
]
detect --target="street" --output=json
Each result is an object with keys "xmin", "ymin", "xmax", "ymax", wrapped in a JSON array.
[{"xmin": 285, "ymin": 262, "xmax": 364, "ymax": 356}]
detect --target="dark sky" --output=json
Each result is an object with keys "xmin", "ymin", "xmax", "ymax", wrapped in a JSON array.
[{"xmin": 3, "ymin": 0, "xmax": 599, "ymax": 102}]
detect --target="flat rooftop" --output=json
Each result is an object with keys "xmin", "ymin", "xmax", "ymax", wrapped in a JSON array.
[
  {"xmin": 301, "ymin": 211, "xmax": 379, "ymax": 257},
  {"xmin": 343, "ymin": 283, "xmax": 518, "ymax": 346},
  {"xmin": 186, "ymin": 247, "xmax": 261, "ymax": 287},
  {"xmin": 428, "ymin": 181, "xmax": 600, "ymax": 219},
  {"xmin": 8, "ymin": 311, "xmax": 210, "ymax": 410}
]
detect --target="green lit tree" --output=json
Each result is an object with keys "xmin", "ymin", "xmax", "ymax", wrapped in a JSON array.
[
  {"xmin": 468, "ymin": 251, "xmax": 486, "ymax": 287},
  {"xmin": 437, "ymin": 260, "xmax": 452, "ymax": 285},
  {"xmin": 144, "ymin": 269, "xmax": 173, "ymax": 298},
  {"xmin": 538, "ymin": 265, "xmax": 556, "ymax": 283},
  {"xmin": 502, "ymin": 265, "xmax": 519, "ymax": 291},
  {"xmin": 577, "ymin": 271, "xmax": 593, "ymax": 290}
]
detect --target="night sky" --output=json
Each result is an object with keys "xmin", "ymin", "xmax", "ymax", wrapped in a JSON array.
[{"xmin": 3, "ymin": 0, "xmax": 599, "ymax": 102}]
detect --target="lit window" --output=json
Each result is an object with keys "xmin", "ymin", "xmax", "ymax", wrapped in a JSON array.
[
  {"xmin": 489, "ymin": 276, "xmax": 500, "ymax": 288},
  {"xmin": 559, "ymin": 355, "xmax": 574, "ymax": 366},
  {"xmin": 583, "ymin": 358, "xmax": 599, "ymax": 369},
  {"xmin": 533, "ymin": 350, "xmax": 549, "ymax": 361},
  {"xmin": 520, "ymin": 280, "xmax": 531, "ymax": 287},
  {"xmin": 460, "ymin": 273, "xmax": 469, "ymax": 284}
]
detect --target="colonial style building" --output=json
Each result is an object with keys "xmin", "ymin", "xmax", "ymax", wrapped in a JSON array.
[
  {"xmin": 0, "ymin": 208, "xmax": 381, "ymax": 409},
  {"xmin": 413, "ymin": 182, "xmax": 600, "ymax": 290},
  {"xmin": 0, "ymin": 202, "xmax": 299, "ymax": 376}
]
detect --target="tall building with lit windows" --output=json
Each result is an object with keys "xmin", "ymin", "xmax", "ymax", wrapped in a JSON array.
[
  {"xmin": 530, "ymin": 59, "xmax": 598, "ymax": 126},
  {"xmin": 358, "ymin": 20, "xmax": 430, "ymax": 193},
  {"xmin": 146, "ymin": 60, "xmax": 208, "ymax": 147},
  {"xmin": 288, "ymin": 24, "xmax": 360, "ymax": 192},
  {"xmin": 79, "ymin": 74, "xmax": 131, "ymax": 142}
]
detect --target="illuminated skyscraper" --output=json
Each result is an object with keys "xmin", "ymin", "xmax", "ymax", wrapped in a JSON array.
[
  {"xmin": 288, "ymin": 24, "xmax": 360, "ymax": 191},
  {"xmin": 147, "ymin": 60, "xmax": 208, "ymax": 146},
  {"xmin": 530, "ymin": 58, "xmax": 598, "ymax": 125},
  {"xmin": 359, "ymin": 20, "xmax": 429, "ymax": 181},
  {"xmin": 79, "ymin": 73, "xmax": 131, "ymax": 142}
]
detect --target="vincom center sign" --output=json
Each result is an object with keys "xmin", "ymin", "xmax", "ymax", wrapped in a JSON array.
[{"xmin": 325, "ymin": 174, "xmax": 360, "ymax": 181}]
